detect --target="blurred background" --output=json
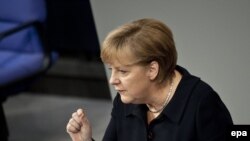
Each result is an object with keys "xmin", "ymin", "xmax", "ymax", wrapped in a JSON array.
[
  {"xmin": 1, "ymin": 0, "xmax": 250, "ymax": 141},
  {"xmin": 1, "ymin": 0, "xmax": 111, "ymax": 141}
]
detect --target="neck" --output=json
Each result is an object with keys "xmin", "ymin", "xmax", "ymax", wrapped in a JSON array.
[
  {"xmin": 146, "ymin": 70, "xmax": 182, "ymax": 113},
  {"xmin": 146, "ymin": 79, "xmax": 174, "ymax": 113}
]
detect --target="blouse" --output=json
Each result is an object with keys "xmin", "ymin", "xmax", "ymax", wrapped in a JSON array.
[{"xmin": 102, "ymin": 66, "xmax": 233, "ymax": 141}]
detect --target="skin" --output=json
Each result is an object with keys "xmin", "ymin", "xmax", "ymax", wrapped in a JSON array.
[
  {"xmin": 66, "ymin": 109, "xmax": 92, "ymax": 141},
  {"xmin": 66, "ymin": 58, "xmax": 181, "ymax": 141},
  {"xmin": 108, "ymin": 61, "xmax": 156, "ymax": 104}
]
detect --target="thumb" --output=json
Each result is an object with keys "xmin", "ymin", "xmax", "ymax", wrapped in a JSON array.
[
  {"xmin": 77, "ymin": 108, "xmax": 84, "ymax": 117},
  {"xmin": 76, "ymin": 108, "xmax": 89, "ymax": 125}
]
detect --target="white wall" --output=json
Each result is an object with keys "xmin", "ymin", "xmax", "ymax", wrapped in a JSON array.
[{"xmin": 90, "ymin": 0, "xmax": 250, "ymax": 124}]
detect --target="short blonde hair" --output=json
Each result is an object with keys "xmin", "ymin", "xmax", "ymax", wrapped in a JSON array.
[{"xmin": 101, "ymin": 18, "xmax": 177, "ymax": 84}]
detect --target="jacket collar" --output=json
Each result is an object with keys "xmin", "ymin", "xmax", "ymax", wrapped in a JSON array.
[{"xmin": 124, "ymin": 65, "xmax": 201, "ymax": 123}]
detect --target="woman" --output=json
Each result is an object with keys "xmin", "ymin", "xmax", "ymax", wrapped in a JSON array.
[{"xmin": 66, "ymin": 18, "xmax": 233, "ymax": 141}]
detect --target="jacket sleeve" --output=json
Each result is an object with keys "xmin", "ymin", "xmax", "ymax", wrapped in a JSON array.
[
  {"xmin": 196, "ymin": 91, "xmax": 233, "ymax": 141},
  {"xmin": 102, "ymin": 95, "xmax": 119, "ymax": 141}
]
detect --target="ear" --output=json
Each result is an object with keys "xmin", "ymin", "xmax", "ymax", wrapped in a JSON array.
[{"xmin": 147, "ymin": 61, "xmax": 159, "ymax": 81}]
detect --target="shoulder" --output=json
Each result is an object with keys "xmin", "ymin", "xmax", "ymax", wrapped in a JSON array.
[
  {"xmin": 176, "ymin": 65, "xmax": 217, "ymax": 100},
  {"xmin": 188, "ymin": 78, "xmax": 233, "ymax": 124},
  {"xmin": 176, "ymin": 66, "xmax": 230, "ymax": 114},
  {"xmin": 187, "ymin": 74, "xmax": 223, "ymax": 107}
]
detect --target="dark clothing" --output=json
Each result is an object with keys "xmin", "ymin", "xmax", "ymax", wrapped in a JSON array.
[{"xmin": 102, "ymin": 66, "xmax": 233, "ymax": 141}]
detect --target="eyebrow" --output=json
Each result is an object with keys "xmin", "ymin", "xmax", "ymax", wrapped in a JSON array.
[
  {"xmin": 110, "ymin": 65, "xmax": 130, "ymax": 69},
  {"xmin": 107, "ymin": 59, "xmax": 142, "ymax": 69}
]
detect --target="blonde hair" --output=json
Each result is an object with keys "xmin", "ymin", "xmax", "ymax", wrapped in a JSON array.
[{"xmin": 101, "ymin": 18, "xmax": 177, "ymax": 84}]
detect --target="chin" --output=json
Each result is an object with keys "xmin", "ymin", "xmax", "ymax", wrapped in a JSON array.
[
  {"xmin": 120, "ymin": 95, "xmax": 141, "ymax": 104},
  {"xmin": 120, "ymin": 95, "xmax": 133, "ymax": 104}
]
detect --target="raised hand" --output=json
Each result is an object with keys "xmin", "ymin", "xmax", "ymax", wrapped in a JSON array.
[{"xmin": 66, "ymin": 109, "xmax": 93, "ymax": 141}]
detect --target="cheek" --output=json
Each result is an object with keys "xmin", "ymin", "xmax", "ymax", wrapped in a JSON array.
[
  {"xmin": 122, "ymin": 76, "xmax": 150, "ymax": 94},
  {"xmin": 121, "ymin": 74, "xmax": 143, "ymax": 88}
]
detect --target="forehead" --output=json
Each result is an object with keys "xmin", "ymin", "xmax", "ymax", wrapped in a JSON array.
[
  {"xmin": 104, "ymin": 44, "xmax": 140, "ymax": 65},
  {"xmin": 107, "ymin": 54, "xmax": 137, "ymax": 68}
]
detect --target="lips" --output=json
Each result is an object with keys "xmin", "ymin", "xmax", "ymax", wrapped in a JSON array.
[{"xmin": 116, "ymin": 90, "xmax": 125, "ymax": 94}]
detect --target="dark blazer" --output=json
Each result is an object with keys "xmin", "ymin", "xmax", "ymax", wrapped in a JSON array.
[{"xmin": 102, "ymin": 66, "xmax": 233, "ymax": 141}]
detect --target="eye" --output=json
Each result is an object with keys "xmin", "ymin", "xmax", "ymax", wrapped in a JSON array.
[{"xmin": 118, "ymin": 69, "xmax": 128, "ymax": 74}]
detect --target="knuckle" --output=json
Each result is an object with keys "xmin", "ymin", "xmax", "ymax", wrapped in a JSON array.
[
  {"xmin": 72, "ymin": 112, "xmax": 77, "ymax": 117},
  {"xmin": 69, "ymin": 118, "xmax": 74, "ymax": 123}
]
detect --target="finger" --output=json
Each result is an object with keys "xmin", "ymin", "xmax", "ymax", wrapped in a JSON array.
[
  {"xmin": 72, "ymin": 112, "xmax": 84, "ymax": 125},
  {"xmin": 77, "ymin": 108, "xmax": 85, "ymax": 117},
  {"xmin": 66, "ymin": 122, "xmax": 79, "ymax": 133},
  {"xmin": 69, "ymin": 118, "xmax": 81, "ymax": 130}
]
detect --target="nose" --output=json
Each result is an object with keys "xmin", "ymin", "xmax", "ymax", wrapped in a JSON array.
[{"xmin": 109, "ymin": 72, "xmax": 120, "ymax": 85}]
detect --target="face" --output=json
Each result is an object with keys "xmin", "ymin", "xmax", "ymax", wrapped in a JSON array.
[{"xmin": 108, "ymin": 60, "xmax": 152, "ymax": 104}]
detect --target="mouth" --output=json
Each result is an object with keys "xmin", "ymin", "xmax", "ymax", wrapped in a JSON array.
[{"xmin": 117, "ymin": 90, "xmax": 126, "ymax": 94}]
